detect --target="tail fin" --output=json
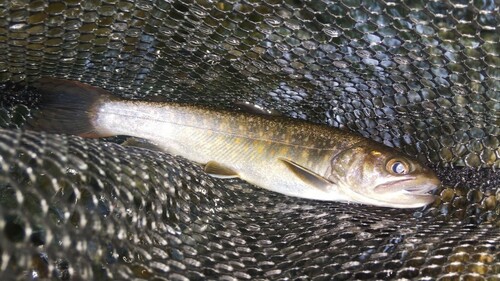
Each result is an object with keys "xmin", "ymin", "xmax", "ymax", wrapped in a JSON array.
[{"xmin": 28, "ymin": 78, "xmax": 115, "ymax": 138}]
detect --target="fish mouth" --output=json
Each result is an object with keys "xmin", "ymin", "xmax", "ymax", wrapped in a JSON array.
[
  {"xmin": 366, "ymin": 176, "xmax": 440, "ymax": 208},
  {"xmin": 374, "ymin": 176, "xmax": 439, "ymax": 194},
  {"xmin": 373, "ymin": 177, "xmax": 416, "ymax": 193},
  {"xmin": 336, "ymin": 173, "xmax": 441, "ymax": 208},
  {"xmin": 403, "ymin": 184, "xmax": 437, "ymax": 195}
]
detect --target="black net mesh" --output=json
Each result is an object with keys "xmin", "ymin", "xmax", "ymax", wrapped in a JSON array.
[{"xmin": 0, "ymin": 0, "xmax": 499, "ymax": 280}]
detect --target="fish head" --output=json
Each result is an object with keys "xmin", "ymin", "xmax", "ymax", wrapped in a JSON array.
[{"xmin": 329, "ymin": 143, "xmax": 440, "ymax": 208}]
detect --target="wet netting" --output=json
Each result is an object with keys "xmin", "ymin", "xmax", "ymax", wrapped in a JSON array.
[{"xmin": 0, "ymin": 0, "xmax": 499, "ymax": 280}]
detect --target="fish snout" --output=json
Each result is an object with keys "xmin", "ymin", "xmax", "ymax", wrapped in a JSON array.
[
  {"xmin": 371, "ymin": 173, "xmax": 440, "ymax": 205},
  {"xmin": 403, "ymin": 173, "xmax": 440, "ymax": 194},
  {"xmin": 404, "ymin": 183, "xmax": 437, "ymax": 195}
]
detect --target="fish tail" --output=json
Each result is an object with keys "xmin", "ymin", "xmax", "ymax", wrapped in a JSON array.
[{"xmin": 28, "ymin": 78, "xmax": 115, "ymax": 138}]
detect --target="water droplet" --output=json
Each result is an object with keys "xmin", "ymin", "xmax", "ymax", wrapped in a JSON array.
[
  {"xmin": 264, "ymin": 16, "xmax": 282, "ymax": 26},
  {"xmin": 203, "ymin": 53, "xmax": 221, "ymax": 65},
  {"xmin": 324, "ymin": 28, "xmax": 342, "ymax": 37},
  {"xmin": 9, "ymin": 23, "xmax": 26, "ymax": 31}
]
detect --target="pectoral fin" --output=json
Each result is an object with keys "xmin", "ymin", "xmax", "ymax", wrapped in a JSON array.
[
  {"xmin": 278, "ymin": 158, "xmax": 333, "ymax": 192},
  {"xmin": 204, "ymin": 161, "xmax": 240, "ymax": 179}
]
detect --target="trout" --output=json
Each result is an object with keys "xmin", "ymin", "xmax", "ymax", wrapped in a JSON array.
[{"xmin": 29, "ymin": 78, "xmax": 440, "ymax": 208}]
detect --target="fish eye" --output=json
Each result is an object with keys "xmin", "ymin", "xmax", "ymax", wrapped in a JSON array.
[{"xmin": 387, "ymin": 159, "xmax": 409, "ymax": 175}]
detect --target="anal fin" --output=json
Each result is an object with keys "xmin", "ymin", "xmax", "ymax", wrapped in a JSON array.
[
  {"xmin": 121, "ymin": 137, "xmax": 164, "ymax": 152},
  {"xmin": 204, "ymin": 161, "xmax": 239, "ymax": 179}
]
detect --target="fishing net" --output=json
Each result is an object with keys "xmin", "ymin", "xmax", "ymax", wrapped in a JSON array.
[{"xmin": 0, "ymin": 0, "xmax": 499, "ymax": 280}]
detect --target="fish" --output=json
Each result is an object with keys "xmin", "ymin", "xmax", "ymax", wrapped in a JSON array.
[{"xmin": 28, "ymin": 78, "xmax": 441, "ymax": 208}]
